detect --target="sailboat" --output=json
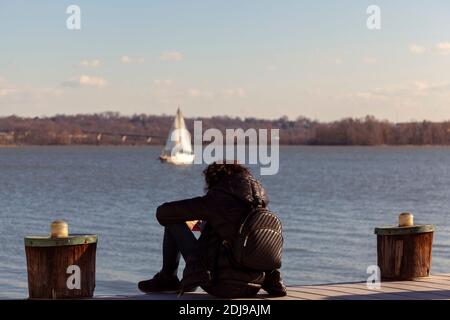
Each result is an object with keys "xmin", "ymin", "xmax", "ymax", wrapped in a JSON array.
[{"xmin": 159, "ymin": 108, "xmax": 195, "ymax": 165}]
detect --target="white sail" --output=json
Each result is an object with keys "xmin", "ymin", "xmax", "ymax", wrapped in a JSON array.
[{"xmin": 160, "ymin": 108, "xmax": 194, "ymax": 164}]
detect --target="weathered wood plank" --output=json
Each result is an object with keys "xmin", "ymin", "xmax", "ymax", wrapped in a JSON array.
[
  {"xmin": 416, "ymin": 275, "xmax": 450, "ymax": 283},
  {"xmin": 326, "ymin": 283, "xmax": 421, "ymax": 300},
  {"xmin": 281, "ymin": 289, "xmax": 329, "ymax": 300},
  {"xmin": 377, "ymin": 282, "xmax": 450, "ymax": 299},
  {"xmin": 380, "ymin": 281, "xmax": 450, "ymax": 293},
  {"xmin": 393, "ymin": 280, "xmax": 450, "ymax": 291},
  {"xmin": 291, "ymin": 285, "xmax": 382, "ymax": 300},
  {"xmin": 93, "ymin": 274, "xmax": 450, "ymax": 300},
  {"xmin": 414, "ymin": 278, "xmax": 450, "ymax": 288},
  {"xmin": 280, "ymin": 293, "xmax": 307, "ymax": 300},
  {"xmin": 288, "ymin": 286, "xmax": 379, "ymax": 300}
]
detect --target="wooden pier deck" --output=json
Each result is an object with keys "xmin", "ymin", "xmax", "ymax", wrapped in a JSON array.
[{"xmin": 96, "ymin": 273, "xmax": 450, "ymax": 300}]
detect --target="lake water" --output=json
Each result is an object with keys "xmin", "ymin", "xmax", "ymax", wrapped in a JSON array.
[{"xmin": 1, "ymin": 146, "xmax": 450, "ymax": 299}]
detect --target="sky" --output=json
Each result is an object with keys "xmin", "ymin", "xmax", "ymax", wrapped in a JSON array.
[{"xmin": 1, "ymin": 0, "xmax": 450, "ymax": 121}]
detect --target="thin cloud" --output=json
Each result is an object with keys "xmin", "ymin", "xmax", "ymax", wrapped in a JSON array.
[
  {"xmin": 160, "ymin": 51, "xmax": 183, "ymax": 61},
  {"xmin": 321, "ymin": 57, "xmax": 344, "ymax": 65},
  {"xmin": 0, "ymin": 77, "xmax": 19, "ymax": 98},
  {"xmin": 435, "ymin": 42, "xmax": 450, "ymax": 55},
  {"xmin": 409, "ymin": 42, "xmax": 450, "ymax": 55},
  {"xmin": 412, "ymin": 81, "xmax": 450, "ymax": 95},
  {"xmin": 222, "ymin": 88, "xmax": 246, "ymax": 97},
  {"xmin": 343, "ymin": 81, "xmax": 450, "ymax": 101},
  {"xmin": 153, "ymin": 79, "xmax": 173, "ymax": 86},
  {"xmin": 0, "ymin": 77, "xmax": 62, "ymax": 104},
  {"xmin": 62, "ymin": 75, "xmax": 107, "ymax": 88},
  {"xmin": 363, "ymin": 57, "xmax": 377, "ymax": 64},
  {"xmin": 121, "ymin": 56, "xmax": 132, "ymax": 64},
  {"xmin": 410, "ymin": 44, "xmax": 426, "ymax": 54},
  {"xmin": 187, "ymin": 89, "xmax": 213, "ymax": 98},
  {"xmin": 121, "ymin": 55, "xmax": 145, "ymax": 64},
  {"xmin": 78, "ymin": 59, "xmax": 101, "ymax": 67},
  {"xmin": 187, "ymin": 88, "xmax": 246, "ymax": 99}
]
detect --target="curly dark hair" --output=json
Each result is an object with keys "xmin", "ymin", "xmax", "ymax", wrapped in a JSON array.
[{"xmin": 203, "ymin": 161, "xmax": 251, "ymax": 192}]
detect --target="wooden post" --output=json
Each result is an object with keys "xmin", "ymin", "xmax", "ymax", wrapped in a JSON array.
[
  {"xmin": 375, "ymin": 225, "xmax": 434, "ymax": 281},
  {"xmin": 24, "ymin": 235, "xmax": 97, "ymax": 299}
]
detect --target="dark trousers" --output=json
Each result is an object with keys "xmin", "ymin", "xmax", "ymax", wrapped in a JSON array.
[{"xmin": 161, "ymin": 223, "xmax": 198, "ymax": 276}]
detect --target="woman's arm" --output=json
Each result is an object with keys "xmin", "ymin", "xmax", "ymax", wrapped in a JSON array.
[{"xmin": 155, "ymin": 194, "xmax": 214, "ymax": 226}]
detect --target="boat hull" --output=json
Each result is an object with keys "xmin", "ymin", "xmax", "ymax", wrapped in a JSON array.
[{"xmin": 159, "ymin": 153, "xmax": 195, "ymax": 165}]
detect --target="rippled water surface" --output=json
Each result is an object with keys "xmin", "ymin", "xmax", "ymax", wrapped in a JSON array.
[{"xmin": 1, "ymin": 146, "xmax": 450, "ymax": 298}]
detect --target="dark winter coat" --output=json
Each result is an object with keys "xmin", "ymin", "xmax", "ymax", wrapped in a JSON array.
[{"xmin": 156, "ymin": 172, "xmax": 269, "ymax": 297}]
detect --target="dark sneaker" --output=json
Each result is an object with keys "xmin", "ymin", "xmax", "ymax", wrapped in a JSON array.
[
  {"xmin": 261, "ymin": 270, "xmax": 287, "ymax": 297},
  {"xmin": 138, "ymin": 272, "xmax": 181, "ymax": 294},
  {"xmin": 180, "ymin": 269, "xmax": 211, "ymax": 294}
]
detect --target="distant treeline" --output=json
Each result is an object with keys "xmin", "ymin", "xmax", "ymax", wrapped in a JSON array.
[{"xmin": 2, "ymin": 112, "xmax": 450, "ymax": 146}]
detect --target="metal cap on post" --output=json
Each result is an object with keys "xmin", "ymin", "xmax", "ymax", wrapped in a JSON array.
[
  {"xmin": 50, "ymin": 220, "xmax": 69, "ymax": 238},
  {"xmin": 399, "ymin": 212, "xmax": 414, "ymax": 227}
]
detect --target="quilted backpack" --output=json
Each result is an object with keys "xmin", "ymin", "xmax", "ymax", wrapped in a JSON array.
[{"xmin": 229, "ymin": 207, "xmax": 283, "ymax": 271}]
